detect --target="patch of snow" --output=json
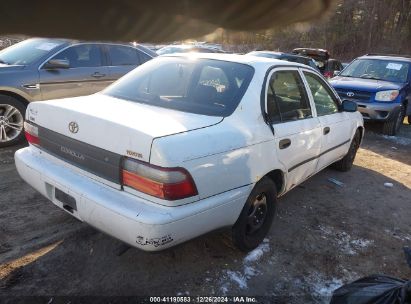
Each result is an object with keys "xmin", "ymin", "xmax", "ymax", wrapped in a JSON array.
[
  {"xmin": 226, "ymin": 271, "xmax": 248, "ymax": 289},
  {"xmin": 219, "ymin": 241, "xmax": 271, "ymax": 293},
  {"xmin": 318, "ymin": 225, "xmax": 374, "ymax": 255},
  {"xmin": 244, "ymin": 242, "xmax": 270, "ymax": 263},
  {"xmin": 220, "ymin": 286, "xmax": 228, "ymax": 294},
  {"xmin": 306, "ymin": 272, "xmax": 345, "ymax": 304},
  {"xmin": 311, "ymin": 277, "xmax": 343, "ymax": 297},
  {"xmin": 351, "ymin": 239, "xmax": 373, "ymax": 248},
  {"xmin": 384, "ymin": 228, "xmax": 411, "ymax": 241},
  {"xmin": 381, "ymin": 135, "xmax": 411, "ymax": 146},
  {"xmin": 244, "ymin": 265, "xmax": 258, "ymax": 277}
]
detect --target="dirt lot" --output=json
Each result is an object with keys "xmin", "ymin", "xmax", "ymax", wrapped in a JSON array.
[{"xmin": 1, "ymin": 122, "xmax": 411, "ymax": 303}]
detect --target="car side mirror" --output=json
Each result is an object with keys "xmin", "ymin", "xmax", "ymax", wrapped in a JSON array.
[
  {"xmin": 44, "ymin": 59, "xmax": 70, "ymax": 69},
  {"xmin": 341, "ymin": 100, "xmax": 358, "ymax": 112}
]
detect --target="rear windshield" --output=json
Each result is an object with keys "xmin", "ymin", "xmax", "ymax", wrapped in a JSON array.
[
  {"xmin": 104, "ymin": 57, "xmax": 254, "ymax": 117},
  {"xmin": 0, "ymin": 38, "xmax": 65, "ymax": 65}
]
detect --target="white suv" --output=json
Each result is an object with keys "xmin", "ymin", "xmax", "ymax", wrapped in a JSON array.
[{"xmin": 15, "ymin": 54, "xmax": 364, "ymax": 252}]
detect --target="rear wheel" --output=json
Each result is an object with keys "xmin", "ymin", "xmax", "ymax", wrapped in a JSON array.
[
  {"xmin": 382, "ymin": 106, "xmax": 404, "ymax": 136},
  {"xmin": 232, "ymin": 177, "xmax": 277, "ymax": 252},
  {"xmin": 332, "ymin": 130, "xmax": 361, "ymax": 172},
  {"xmin": 0, "ymin": 95, "xmax": 26, "ymax": 148}
]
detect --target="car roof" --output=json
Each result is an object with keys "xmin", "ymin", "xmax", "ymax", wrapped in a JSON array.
[
  {"xmin": 164, "ymin": 53, "xmax": 316, "ymax": 70},
  {"xmin": 25, "ymin": 37, "xmax": 157, "ymax": 57},
  {"xmin": 248, "ymin": 51, "xmax": 311, "ymax": 60},
  {"xmin": 158, "ymin": 44, "xmax": 224, "ymax": 53},
  {"xmin": 359, "ymin": 55, "xmax": 411, "ymax": 62}
]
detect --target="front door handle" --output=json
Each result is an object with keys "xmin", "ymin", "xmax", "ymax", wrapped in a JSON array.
[
  {"xmin": 91, "ymin": 72, "xmax": 106, "ymax": 78},
  {"xmin": 279, "ymin": 138, "xmax": 291, "ymax": 149},
  {"xmin": 323, "ymin": 127, "xmax": 330, "ymax": 135}
]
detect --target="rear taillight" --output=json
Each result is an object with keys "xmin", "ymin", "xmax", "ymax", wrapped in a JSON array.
[
  {"xmin": 122, "ymin": 158, "xmax": 198, "ymax": 201},
  {"xmin": 324, "ymin": 71, "xmax": 333, "ymax": 78},
  {"xmin": 24, "ymin": 121, "xmax": 40, "ymax": 145}
]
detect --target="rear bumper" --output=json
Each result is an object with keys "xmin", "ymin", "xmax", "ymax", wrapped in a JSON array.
[
  {"xmin": 356, "ymin": 102, "xmax": 400, "ymax": 121},
  {"xmin": 15, "ymin": 147, "xmax": 251, "ymax": 251}
]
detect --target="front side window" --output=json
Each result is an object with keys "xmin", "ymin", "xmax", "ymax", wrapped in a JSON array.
[
  {"xmin": 304, "ymin": 72, "xmax": 339, "ymax": 116},
  {"xmin": 266, "ymin": 70, "xmax": 312, "ymax": 123},
  {"xmin": 103, "ymin": 57, "xmax": 254, "ymax": 117},
  {"xmin": 51, "ymin": 44, "xmax": 102, "ymax": 68},
  {"xmin": 340, "ymin": 59, "xmax": 410, "ymax": 82},
  {"xmin": 107, "ymin": 45, "xmax": 140, "ymax": 66}
]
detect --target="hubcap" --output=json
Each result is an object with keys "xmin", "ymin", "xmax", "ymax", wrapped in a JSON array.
[
  {"xmin": 246, "ymin": 193, "xmax": 268, "ymax": 235},
  {"xmin": 0, "ymin": 104, "xmax": 24, "ymax": 143}
]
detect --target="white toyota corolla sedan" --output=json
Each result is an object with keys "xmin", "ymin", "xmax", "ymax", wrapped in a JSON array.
[{"xmin": 15, "ymin": 53, "xmax": 364, "ymax": 252}]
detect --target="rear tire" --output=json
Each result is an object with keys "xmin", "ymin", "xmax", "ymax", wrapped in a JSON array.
[
  {"xmin": 232, "ymin": 177, "xmax": 277, "ymax": 252},
  {"xmin": 332, "ymin": 130, "xmax": 361, "ymax": 172},
  {"xmin": 0, "ymin": 95, "xmax": 26, "ymax": 148},
  {"xmin": 382, "ymin": 106, "xmax": 404, "ymax": 136}
]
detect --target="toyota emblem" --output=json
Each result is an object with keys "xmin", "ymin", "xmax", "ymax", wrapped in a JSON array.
[
  {"xmin": 347, "ymin": 92, "xmax": 355, "ymax": 97},
  {"xmin": 68, "ymin": 121, "xmax": 79, "ymax": 134}
]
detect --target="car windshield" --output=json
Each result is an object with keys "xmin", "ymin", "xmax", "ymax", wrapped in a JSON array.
[
  {"xmin": 104, "ymin": 57, "xmax": 254, "ymax": 117},
  {"xmin": 0, "ymin": 38, "xmax": 65, "ymax": 65},
  {"xmin": 340, "ymin": 58, "xmax": 410, "ymax": 82}
]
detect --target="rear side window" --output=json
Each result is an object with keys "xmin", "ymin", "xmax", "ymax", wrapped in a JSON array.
[
  {"xmin": 103, "ymin": 57, "xmax": 254, "ymax": 117},
  {"xmin": 107, "ymin": 45, "xmax": 140, "ymax": 66},
  {"xmin": 267, "ymin": 70, "xmax": 312, "ymax": 123},
  {"xmin": 51, "ymin": 44, "xmax": 102, "ymax": 68}
]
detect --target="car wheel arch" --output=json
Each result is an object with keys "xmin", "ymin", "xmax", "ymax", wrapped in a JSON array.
[
  {"xmin": 264, "ymin": 169, "xmax": 285, "ymax": 196},
  {"xmin": 0, "ymin": 90, "xmax": 30, "ymax": 108}
]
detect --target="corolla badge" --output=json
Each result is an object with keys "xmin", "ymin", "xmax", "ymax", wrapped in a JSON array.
[
  {"xmin": 346, "ymin": 92, "xmax": 355, "ymax": 97},
  {"xmin": 60, "ymin": 146, "xmax": 85, "ymax": 161},
  {"xmin": 68, "ymin": 121, "xmax": 79, "ymax": 134}
]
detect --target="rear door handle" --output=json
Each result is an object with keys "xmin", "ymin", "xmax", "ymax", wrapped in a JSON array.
[
  {"xmin": 279, "ymin": 138, "xmax": 291, "ymax": 149},
  {"xmin": 323, "ymin": 127, "xmax": 330, "ymax": 135},
  {"xmin": 91, "ymin": 72, "xmax": 106, "ymax": 78}
]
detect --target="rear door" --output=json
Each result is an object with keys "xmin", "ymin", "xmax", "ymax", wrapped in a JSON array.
[
  {"xmin": 265, "ymin": 67, "xmax": 322, "ymax": 191},
  {"xmin": 301, "ymin": 69, "xmax": 352, "ymax": 171},
  {"xmin": 104, "ymin": 44, "xmax": 148, "ymax": 82},
  {"xmin": 39, "ymin": 44, "xmax": 110, "ymax": 100}
]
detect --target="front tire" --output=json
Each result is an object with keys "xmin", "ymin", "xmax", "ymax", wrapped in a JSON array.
[
  {"xmin": 382, "ymin": 106, "xmax": 404, "ymax": 136},
  {"xmin": 232, "ymin": 177, "xmax": 277, "ymax": 252},
  {"xmin": 332, "ymin": 130, "xmax": 361, "ymax": 172},
  {"xmin": 0, "ymin": 95, "xmax": 26, "ymax": 148}
]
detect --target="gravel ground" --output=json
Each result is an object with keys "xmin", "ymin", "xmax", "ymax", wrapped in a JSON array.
[{"xmin": 0, "ymin": 122, "xmax": 410, "ymax": 303}]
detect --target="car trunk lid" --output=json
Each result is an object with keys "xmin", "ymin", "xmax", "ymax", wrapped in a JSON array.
[{"xmin": 27, "ymin": 93, "xmax": 223, "ymax": 183}]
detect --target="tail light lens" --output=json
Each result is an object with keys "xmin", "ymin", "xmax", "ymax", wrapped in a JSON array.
[
  {"xmin": 24, "ymin": 121, "xmax": 40, "ymax": 145},
  {"xmin": 122, "ymin": 158, "xmax": 198, "ymax": 201},
  {"xmin": 324, "ymin": 71, "xmax": 333, "ymax": 78}
]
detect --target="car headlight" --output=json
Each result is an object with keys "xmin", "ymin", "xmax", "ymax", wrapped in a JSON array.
[{"xmin": 375, "ymin": 90, "xmax": 399, "ymax": 101}]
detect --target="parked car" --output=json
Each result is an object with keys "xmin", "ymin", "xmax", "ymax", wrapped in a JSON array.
[
  {"xmin": 0, "ymin": 38, "xmax": 157, "ymax": 147},
  {"xmin": 16, "ymin": 54, "xmax": 363, "ymax": 252},
  {"xmin": 330, "ymin": 54, "xmax": 411, "ymax": 135},
  {"xmin": 292, "ymin": 48, "xmax": 343, "ymax": 78},
  {"xmin": 246, "ymin": 51, "xmax": 320, "ymax": 71},
  {"xmin": 157, "ymin": 44, "xmax": 225, "ymax": 55}
]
